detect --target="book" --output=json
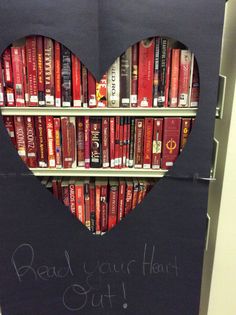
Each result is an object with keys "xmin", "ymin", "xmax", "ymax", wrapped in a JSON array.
[
  {"xmin": 35, "ymin": 116, "xmax": 48, "ymax": 168},
  {"xmin": 25, "ymin": 116, "xmax": 37, "ymax": 168},
  {"xmin": 143, "ymin": 118, "xmax": 154, "ymax": 169},
  {"xmin": 75, "ymin": 180, "xmax": 85, "ymax": 224},
  {"xmin": 108, "ymin": 178, "xmax": 118, "ymax": 230},
  {"xmin": 72, "ymin": 54, "xmax": 81, "ymax": 107},
  {"xmin": 169, "ymin": 49, "xmax": 180, "ymax": 107},
  {"xmin": 36, "ymin": 36, "xmax": 45, "ymax": 106},
  {"xmin": 134, "ymin": 118, "xmax": 144, "ymax": 168},
  {"xmin": 3, "ymin": 48, "xmax": 15, "ymax": 106},
  {"xmin": 180, "ymin": 118, "xmax": 191, "ymax": 151},
  {"xmin": 153, "ymin": 37, "xmax": 161, "ymax": 107},
  {"xmin": 107, "ymin": 58, "xmax": 120, "ymax": 108},
  {"xmin": 178, "ymin": 50, "xmax": 192, "ymax": 107},
  {"xmin": 96, "ymin": 74, "xmax": 107, "ymax": 107},
  {"xmin": 61, "ymin": 117, "xmax": 76, "ymax": 168},
  {"xmin": 45, "ymin": 116, "xmax": 56, "ymax": 168},
  {"xmin": 90, "ymin": 117, "xmax": 102, "ymax": 167},
  {"xmin": 84, "ymin": 117, "xmax": 90, "ymax": 168},
  {"xmin": 69, "ymin": 179, "xmax": 76, "ymax": 215},
  {"xmin": 88, "ymin": 71, "xmax": 96, "ymax": 107},
  {"xmin": 82, "ymin": 65, "xmax": 88, "ymax": 107},
  {"xmin": 26, "ymin": 36, "xmax": 38, "ymax": 106},
  {"xmin": 152, "ymin": 118, "xmax": 163, "ymax": 169},
  {"xmin": 11, "ymin": 47, "xmax": 25, "ymax": 107},
  {"xmin": 54, "ymin": 117, "xmax": 62, "ymax": 168},
  {"xmin": 77, "ymin": 117, "xmax": 85, "ymax": 167},
  {"xmin": 44, "ymin": 37, "xmax": 54, "ymax": 106},
  {"xmin": 102, "ymin": 117, "xmax": 109, "ymax": 168},
  {"xmin": 54, "ymin": 41, "xmax": 61, "ymax": 107},
  {"xmin": 131, "ymin": 43, "xmax": 138, "ymax": 107},
  {"xmin": 120, "ymin": 48, "xmax": 131, "ymax": 107},
  {"xmin": 117, "ymin": 178, "xmax": 125, "ymax": 222},
  {"xmin": 61, "ymin": 45, "xmax": 72, "ymax": 107},
  {"xmin": 14, "ymin": 116, "xmax": 27, "ymax": 163},
  {"xmin": 158, "ymin": 38, "xmax": 168, "ymax": 107}
]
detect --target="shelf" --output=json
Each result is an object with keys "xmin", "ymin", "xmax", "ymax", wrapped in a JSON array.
[{"xmin": 29, "ymin": 167, "xmax": 168, "ymax": 178}]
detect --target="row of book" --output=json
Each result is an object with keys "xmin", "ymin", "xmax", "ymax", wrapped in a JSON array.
[
  {"xmin": 41, "ymin": 177, "xmax": 157, "ymax": 233},
  {"xmin": 4, "ymin": 115, "xmax": 194, "ymax": 170},
  {"xmin": 0, "ymin": 35, "xmax": 199, "ymax": 108}
]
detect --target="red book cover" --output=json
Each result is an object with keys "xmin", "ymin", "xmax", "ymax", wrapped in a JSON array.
[
  {"xmin": 52, "ymin": 178, "xmax": 59, "ymax": 199},
  {"xmin": 77, "ymin": 117, "xmax": 85, "ymax": 167},
  {"xmin": 14, "ymin": 116, "xmax": 27, "ymax": 163},
  {"xmin": 110, "ymin": 117, "xmax": 115, "ymax": 168},
  {"xmin": 25, "ymin": 116, "xmax": 37, "ymax": 168},
  {"xmin": 102, "ymin": 117, "xmax": 109, "ymax": 168},
  {"xmin": 54, "ymin": 41, "xmax": 61, "ymax": 107},
  {"xmin": 152, "ymin": 118, "xmax": 163, "ymax": 169},
  {"xmin": 84, "ymin": 179, "xmax": 91, "ymax": 230},
  {"xmin": 90, "ymin": 117, "xmax": 102, "ymax": 168},
  {"xmin": 108, "ymin": 179, "xmax": 118, "ymax": 230},
  {"xmin": 62, "ymin": 180, "xmax": 70, "ymax": 207},
  {"xmin": 131, "ymin": 43, "xmax": 138, "ymax": 107},
  {"xmin": 132, "ymin": 179, "xmax": 139, "ymax": 210},
  {"xmin": 178, "ymin": 50, "xmax": 192, "ymax": 107},
  {"xmin": 21, "ymin": 46, "xmax": 29, "ymax": 106},
  {"xmin": 96, "ymin": 74, "xmax": 107, "ymax": 107},
  {"xmin": 122, "ymin": 117, "xmax": 128, "ymax": 167},
  {"xmin": 72, "ymin": 54, "xmax": 81, "ymax": 107},
  {"xmin": 89, "ymin": 181, "xmax": 96, "ymax": 233},
  {"xmin": 3, "ymin": 116, "xmax": 16, "ymax": 145},
  {"xmin": 100, "ymin": 179, "xmax": 108, "ymax": 233},
  {"xmin": 137, "ymin": 180, "xmax": 145, "ymax": 205},
  {"xmin": 137, "ymin": 39, "xmax": 155, "ymax": 107},
  {"xmin": 164, "ymin": 48, "xmax": 171, "ymax": 107},
  {"xmin": 114, "ymin": 117, "xmax": 120, "ymax": 168},
  {"xmin": 0, "ymin": 60, "xmax": 5, "ymax": 106},
  {"xmin": 125, "ymin": 179, "xmax": 133, "ymax": 215},
  {"xmin": 134, "ymin": 118, "xmax": 144, "ymax": 168},
  {"xmin": 84, "ymin": 116, "xmax": 90, "ymax": 168},
  {"xmin": 117, "ymin": 178, "xmax": 126, "ymax": 222},
  {"xmin": 153, "ymin": 37, "xmax": 160, "ymax": 107},
  {"xmin": 36, "ymin": 36, "xmax": 45, "ymax": 106},
  {"xmin": 190, "ymin": 58, "xmax": 200, "ymax": 108},
  {"xmin": 143, "ymin": 118, "xmax": 154, "ymax": 169},
  {"xmin": 129, "ymin": 118, "xmax": 135, "ymax": 167},
  {"xmin": 26, "ymin": 36, "xmax": 38, "ymax": 106},
  {"xmin": 3, "ymin": 48, "xmax": 15, "ymax": 106},
  {"xmin": 69, "ymin": 179, "xmax": 76, "ymax": 216},
  {"xmin": 35, "ymin": 116, "xmax": 48, "ymax": 168},
  {"xmin": 75, "ymin": 180, "xmax": 85, "ymax": 224},
  {"xmin": 126, "ymin": 117, "xmax": 131, "ymax": 167},
  {"xmin": 119, "ymin": 117, "xmax": 124, "ymax": 168},
  {"xmin": 161, "ymin": 117, "xmax": 181, "ymax": 170},
  {"xmin": 61, "ymin": 117, "xmax": 76, "ymax": 168},
  {"xmin": 88, "ymin": 71, "xmax": 96, "ymax": 107},
  {"xmin": 180, "ymin": 118, "xmax": 191, "ymax": 152},
  {"xmin": 11, "ymin": 47, "xmax": 25, "ymax": 107},
  {"xmin": 44, "ymin": 37, "xmax": 54, "ymax": 106},
  {"xmin": 95, "ymin": 180, "xmax": 101, "ymax": 234},
  {"xmin": 46, "ymin": 116, "xmax": 56, "ymax": 168},
  {"xmin": 169, "ymin": 49, "xmax": 180, "ymax": 108},
  {"xmin": 53, "ymin": 117, "xmax": 62, "ymax": 168},
  {"xmin": 82, "ymin": 65, "xmax": 88, "ymax": 107}
]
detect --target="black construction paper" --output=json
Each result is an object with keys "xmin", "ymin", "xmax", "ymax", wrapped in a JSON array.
[{"xmin": 0, "ymin": 0, "xmax": 225, "ymax": 314}]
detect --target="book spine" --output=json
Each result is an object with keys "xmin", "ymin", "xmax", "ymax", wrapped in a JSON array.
[
  {"xmin": 119, "ymin": 117, "xmax": 124, "ymax": 168},
  {"xmin": 45, "ymin": 116, "xmax": 56, "ymax": 168},
  {"xmin": 21, "ymin": 47, "xmax": 29, "ymax": 105},
  {"xmin": 178, "ymin": 50, "xmax": 192, "ymax": 107},
  {"xmin": 180, "ymin": 118, "xmax": 191, "ymax": 151},
  {"xmin": 84, "ymin": 116, "xmax": 90, "ymax": 168},
  {"xmin": 54, "ymin": 41, "xmax": 61, "ymax": 107},
  {"xmin": 69, "ymin": 183, "xmax": 76, "ymax": 215},
  {"xmin": 161, "ymin": 117, "xmax": 181, "ymax": 170},
  {"xmin": 164, "ymin": 48, "xmax": 171, "ymax": 107},
  {"xmin": 153, "ymin": 37, "xmax": 161, "ymax": 107},
  {"xmin": 125, "ymin": 181, "xmax": 133, "ymax": 215},
  {"xmin": 90, "ymin": 117, "xmax": 102, "ymax": 167},
  {"xmin": 3, "ymin": 116, "xmax": 16, "ymax": 145},
  {"xmin": 84, "ymin": 182, "xmax": 91, "ymax": 230},
  {"xmin": 123, "ymin": 117, "xmax": 128, "ymax": 167},
  {"xmin": 143, "ymin": 118, "xmax": 154, "ymax": 169},
  {"xmin": 75, "ymin": 183, "xmax": 85, "ymax": 224},
  {"xmin": 138, "ymin": 38, "xmax": 155, "ymax": 107},
  {"xmin": 0, "ymin": 59, "xmax": 5, "ymax": 106},
  {"xmin": 95, "ymin": 182, "xmax": 101, "ymax": 234},
  {"xmin": 11, "ymin": 47, "xmax": 25, "ymax": 106},
  {"xmin": 82, "ymin": 65, "xmax": 88, "ymax": 107},
  {"xmin": 25, "ymin": 116, "xmax": 37, "ymax": 168},
  {"xmin": 120, "ymin": 48, "xmax": 131, "ymax": 107},
  {"xmin": 158, "ymin": 38, "xmax": 167, "ymax": 107},
  {"xmin": 132, "ymin": 180, "xmax": 139, "ymax": 210},
  {"xmin": 96, "ymin": 74, "xmax": 107, "ymax": 107},
  {"xmin": 134, "ymin": 118, "xmax": 144, "ymax": 168},
  {"xmin": 44, "ymin": 37, "xmax": 54, "ymax": 106},
  {"xmin": 61, "ymin": 117, "xmax": 76, "ymax": 168},
  {"xmin": 36, "ymin": 36, "xmax": 45, "ymax": 106},
  {"xmin": 61, "ymin": 45, "xmax": 72, "ymax": 107},
  {"xmin": 109, "ymin": 117, "xmax": 115, "ymax": 168},
  {"xmin": 190, "ymin": 58, "xmax": 200, "ymax": 107},
  {"xmin": 77, "ymin": 117, "xmax": 85, "ymax": 167},
  {"xmin": 131, "ymin": 43, "xmax": 138, "ymax": 107},
  {"xmin": 72, "ymin": 55, "xmax": 82, "ymax": 107},
  {"xmin": 102, "ymin": 117, "xmax": 109, "ymax": 168},
  {"xmin": 88, "ymin": 71, "xmax": 96, "ymax": 107},
  {"xmin": 26, "ymin": 36, "xmax": 38, "ymax": 106},
  {"xmin": 14, "ymin": 116, "xmax": 27, "ymax": 163},
  {"xmin": 35, "ymin": 116, "xmax": 48, "ymax": 167},
  {"xmin": 100, "ymin": 183, "xmax": 108, "ymax": 233},
  {"xmin": 114, "ymin": 116, "xmax": 120, "ymax": 168},
  {"xmin": 108, "ymin": 182, "xmax": 118, "ymax": 230},
  {"xmin": 62, "ymin": 184, "xmax": 70, "ymax": 207},
  {"xmin": 128, "ymin": 117, "xmax": 135, "ymax": 167},
  {"xmin": 53, "ymin": 117, "xmax": 62, "ymax": 168},
  {"xmin": 107, "ymin": 58, "xmax": 120, "ymax": 108},
  {"xmin": 89, "ymin": 182, "xmax": 96, "ymax": 233},
  {"xmin": 137, "ymin": 180, "xmax": 145, "ymax": 205},
  {"xmin": 52, "ymin": 179, "xmax": 59, "ymax": 199},
  {"xmin": 126, "ymin": 117, "xmax": 131, "ymax": 167},
  {"xmin": 152, "ymin": 118, "xmax": 163, "ymax": 169},
  {"xmin": 169, "ymin": 49, "xmax": 180, "ymax": 107},
  {"xmin": 117, "ymin": 180, "xmax": 126, "ymax": 222},
  {"xmin": 3, "ymin": 48, "xmax": 15, "ymax": 106}
]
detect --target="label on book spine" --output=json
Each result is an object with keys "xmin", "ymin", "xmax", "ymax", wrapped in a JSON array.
[
  {"xmin": 61, "ymin": 45, "xmax": 72, "ymax": 107},
  {"xmin": 44, "ymin": 37, "xmax": 54, "ymax": 106},
  {"xmin": 36, "ymin": 36, "xmax": 45, "ymax": 106},
  {"xmin": 120, "ymin": 47, "xmax": 131, "ymax": 107},
  {"xmin": 107, "ymin": 58, "xmax": 120, "ymax": 108},
  {"xmin": 11, "ymin": 47, "xmax": 25, "ymax": 106}
]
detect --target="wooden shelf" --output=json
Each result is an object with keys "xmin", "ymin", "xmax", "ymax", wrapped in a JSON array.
[{"xmin": 29, "ymin": 167, "xmax": 168, "ymax": 178}]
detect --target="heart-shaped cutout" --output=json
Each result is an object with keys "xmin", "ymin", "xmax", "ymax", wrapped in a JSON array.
[{"xmin": 0, "ymin": 35, "xmax": 199, "ymax": 234}]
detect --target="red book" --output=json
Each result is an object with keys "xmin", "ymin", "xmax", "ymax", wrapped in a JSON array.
[
  {"xmin": 161, "ymin": 118, "xmax": 181, "ymax": 170},
  {"xmin": 119, "ymin": 117, "xmax": 124, "ymax": 168},
  {"xmin": 96, "ymin": 74, "xmax": 107, "ymax": 107},
  {"xmin": 57, "ymin": 178, "xmax": 63, "ymax": 202},
  {"xmin": 82, "ymin": 65, "xmax": 88, "ymax": 107},
  {"xmin": 84, "ymin": 116, "xmax": 90, "ymax": 168},
  {"xmin": 69, "ymin": 179, "xmax": 76, "ymax": 215},
  {"xmin": 35, "ymin": 116, "xmax": 48, "ymax": 168},
  {"xmin": 126, "ymin": 117, "xmax": 131, "ymax": 167},
  {"xmin": 102, "ymin": 117, "xmax": 109, "ymax": 168},
  {"xmin": 25, "ymin": 116, "xmax": 37, "ymax": 168},
  {"xmin": 3, "ymin": 116, "xmax": 16, "ymax": 145},
  {"xmin": 190, "ymin": 58, "xmax": 200, "ymax": 108},
  {"xmin": 114, "ymin": 117, "xmax": 120, "ymax": 168},
  {"xmin": 152, "ymin": 118, "xmax": 163, "ymax": 169},
  {"xmin": 0, "ymin": 60, "xmax": 5, "ymax": 106},
  {"xmin": 52, "ymin": 178, "xmax": 59, "ymax": 199},
  {"xmin": 26, "ymin": 36, "xmax": 38, "ymax": 106},
  {"xmin": 134, "ymin": 118, "xmax": 144, "ymax": 168},
  {"xmin": 54, "ymin": 41, "xmax": 61, "ymax": 107},
  {"xmin": 169, "ymin": 49, "xmax": 180, "ymax": 108},
  {"xmin": 53, "ymin": 117, "xmax": 62, "ymax": 168},
  {"xmin": 14, "ymin": 116, "xmax": 27, "ymax": 163},
  {"xmin": 11, "ymin": 47, "xmax": 25, "ymax": 107},
  {"xmin": 131, "ymin": 43, "xmax": 138, "ymax": 107},
  {"xmin": 132, "ymin": 179, "xmax": 139, "ymax": 210},
  {"xmin": 75, "ymin": 180, "xmax": 85, "ymax": 224},
  {"xmin": 44, "ymin": 37, "xmax": 54, "ymax": 106},
  {"xmin": 61, "ymin": 117, "xmax": 76, "ymax": 168},
  {"xmin": 46, "ymin": 116, "xmax": 56, "ymax": 168},
  {"xmin": 164, "ymin": 48, "xmax": 171, "ymax": 107},
  {"xmin": 122, "ymin": 117, "xmax": 128, "ymax": 167},
  {"xmin": 95, "ymin": 179, "xmax": 101, "ymax": 234},
  {"xmin": 3, "ymin": 48, "xmax": 15, "ymax": 106},
  {"xmin": 100, "ymin": 179, "xmax": 108, "ymax": 233},
  {"xmin": 178, "ymin": 50, "xmax": 192, "ymax": 107},
  {"xmin": 125, "ymin": 179, "xmax": 133, "ymax": 215},
  {"xmin": 180, "ymin": 118, "xmax": 191, "ymax": 152},
  {"xmin": 108, "ymin": 179, "xmax": 118, "ymax": 230},
  {"xmin": 72, "ymin": 54, "xmax": 81, "ymax": 107},
  {"xmin": 137, "ymin": 180, "xmax": 145, "ymax": 205},
  {"xmin": 62, "ymin": 179, "xmax": 70, "ymax": 207},
  {"xmin": 88, "ymin": 71, "xmax": 96, "ymax": 107},
  {"xmin": 77, "ymin": 117, "xmax": 85, "ymax": 167},
  {"xmin": 21, "ymin": 46, "xmax": 29, "ymax": 105},
  {"xmin": 84, "ymin": 179, "xmax": 90, "ymax": 230},
  {"xmin": 110, "ymin": 117, "xmax": 115, "ymax": 168},
  {"xmin": 89, "ymin": 181, "xmax": 96, "ymax": 233},
  {"xmin": 137, "ymin": 39, "xmax": 155, "ymax": 107},
  {"xmin": 36, "ymin": 36, "xmax": 45, "ymax": 106},
  {"xmin": 143, "ymin": 118, "xmax": 154, "ymax": 169},
  {"xmin": 117, "ymin": 178, "xmax": 126, "ymax": 222}
]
